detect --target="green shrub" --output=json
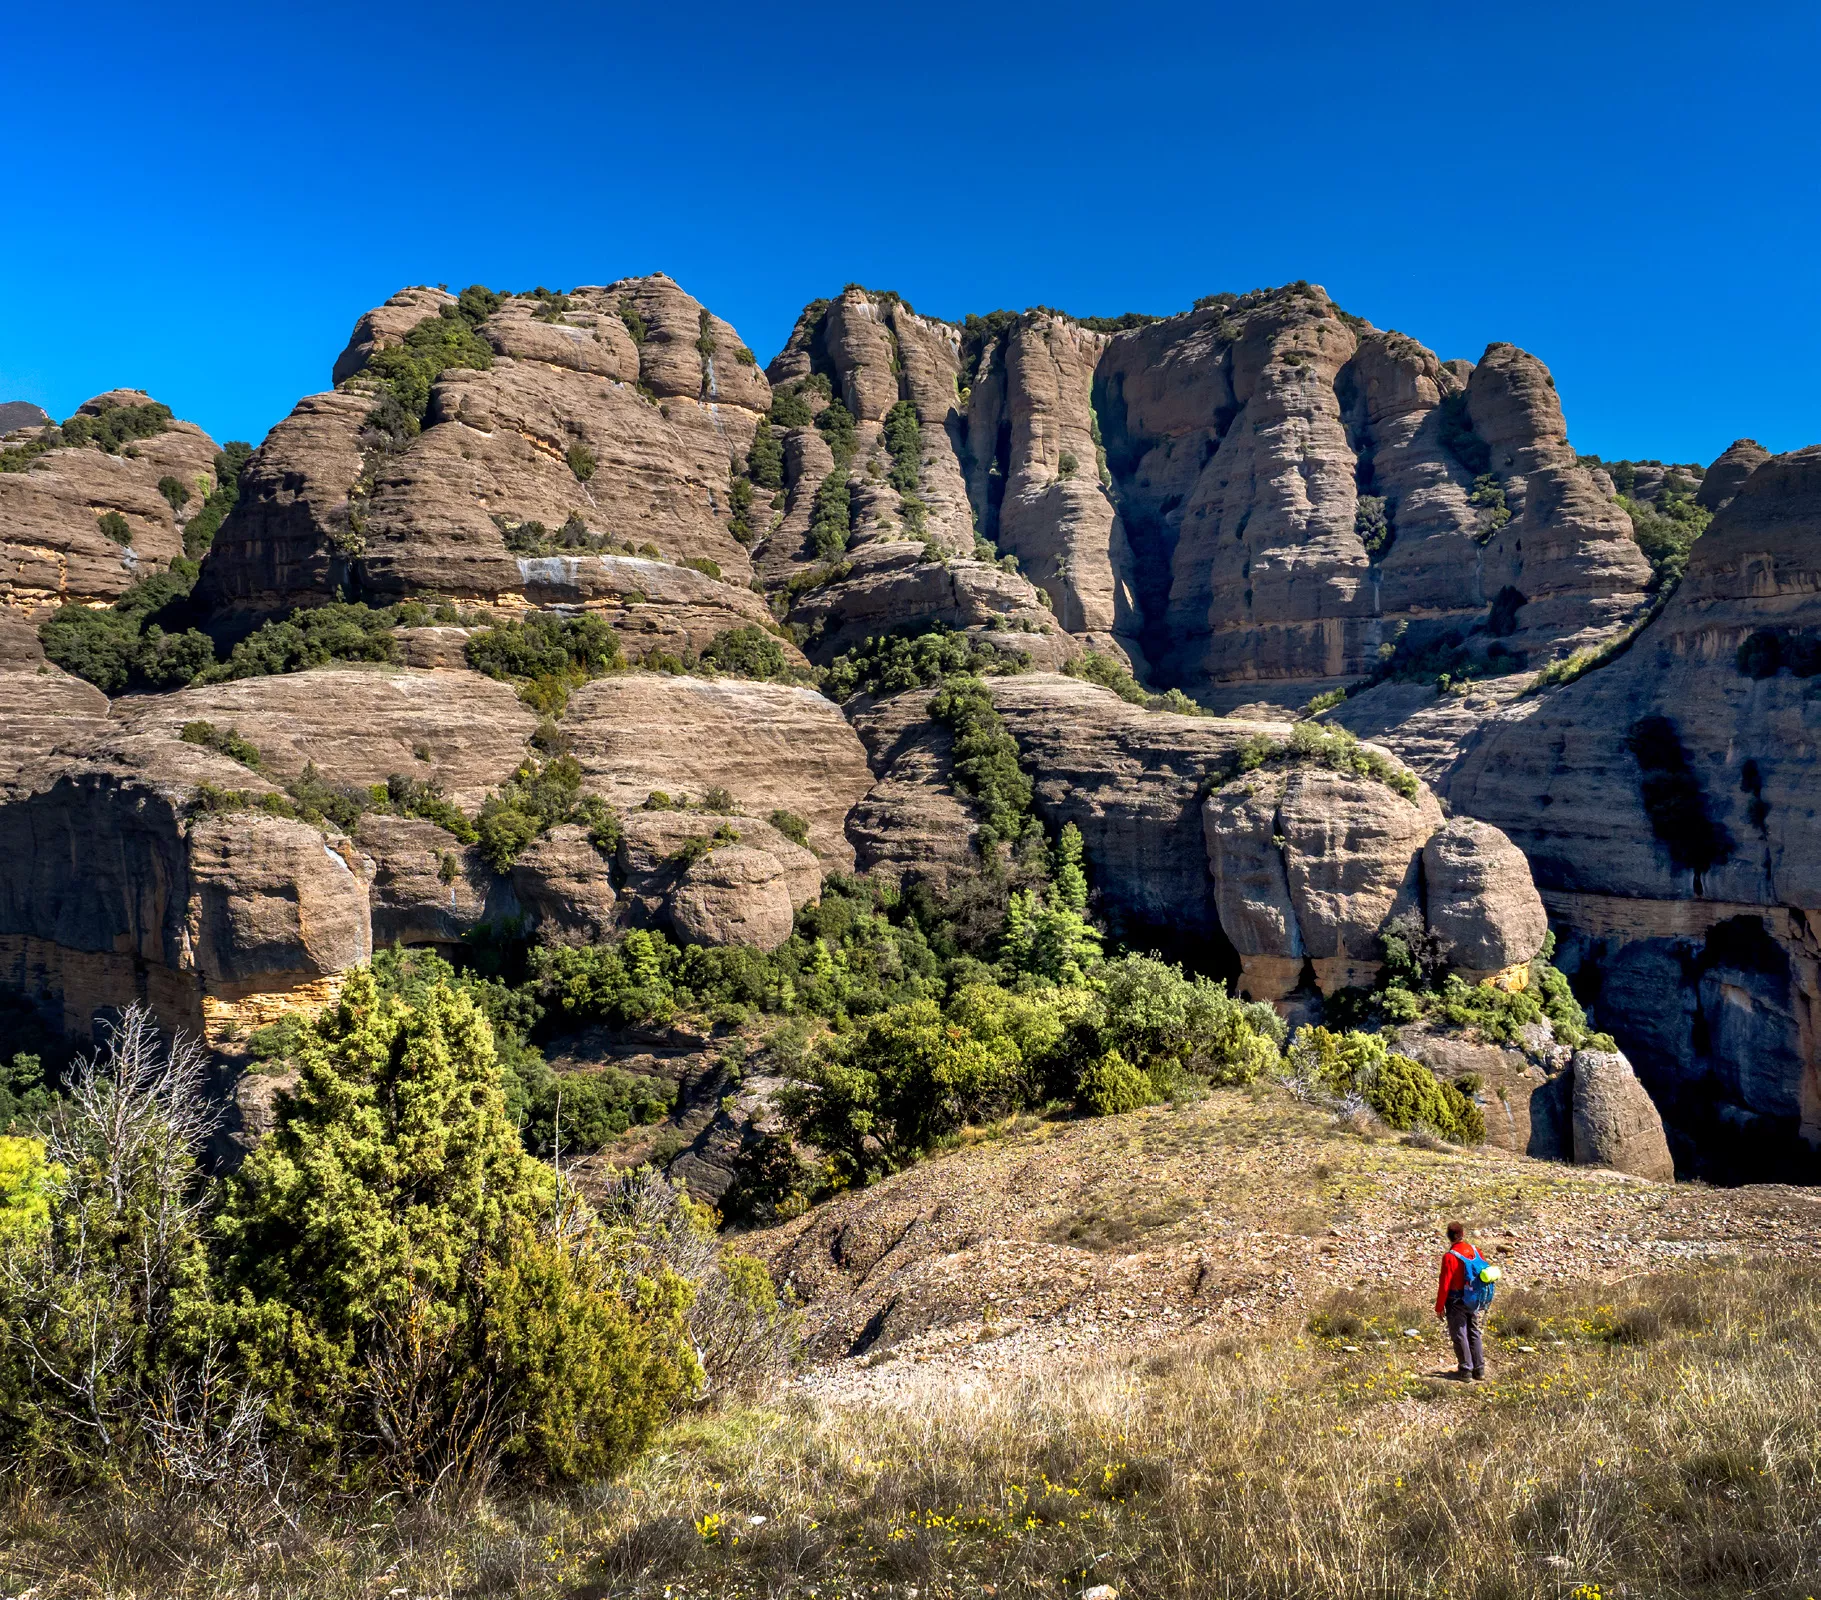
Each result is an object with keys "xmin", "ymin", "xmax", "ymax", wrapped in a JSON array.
[
  {"xmin": 815, "ymin": 398, "xmax": 856, "ymax": 465},
  {"xmin": 216, "ymin": 602, "xmax": 398, "ymax": 680},
  {"xmin": 1469, "ymin": 474, "xmax": 1511, "ymax": 534},
  {"xmin": 156, "ymin": 475, "xmax": 190, "ymax": 513},
  {"xmin": 777, "ymin": 999, "xmax": 1025, "ymax": 1180},
  {"xmin": 465, "ymin": 612, "xmax": 624, "ymax": 712},
  {"xmin": 769, "ymin": 809, "xmax": 811, "ymax": 847},
  {"xmin": 883, "ymin": 400, "xmax": 922, "ymax": 496},
  {"xmin": 476, "ymin": 754, "xmax": 592, "ymax": 871},
  {"xmin": 824, "ymin": 624, "xmax": 1029, "ymax": 701},
  {"xmin": 1077, "ymin": 1049, "xmax": 1152, "ymax": 1115},
  {"xmin": 1065, "ymin": 649, "xmax": 1206, "ymax": 714},
  {"xmin": 728, "ymin": 471, "xmax": 756, "ymax": 541},
  {"xmin": 360, "ymin": 304, "xmax": 494, "ymax": 444},
  {"xmin": 929, "ymin": 676, "xmax": 1034, "ymax": 842},
  {"xmin": 700, "ymin": 625, "xmax": 790, "ymax": 680},
  {"xmin": 179, "ymin": 720, "xmax": 262, "ymax": 769},
  {"xmin": 767, "ymin": 386, "xmax": 815, "ymax": 429},
  {"xmin": 1286, "ymin": 1025, "xmax": 1482, "ymax": 1143},
  {"xmin": 181, "ymin": 441, "xmax": 253, "ymax": 557},
  {"xmin": 1355, "ymin": 494, "xmax": 1391, "ymax": 558},
  {"xmin": 37, "ymin": 568, "xmax": 218, "ymax": 693},
  {"xmin": 1058, "ymin": 450, "xmax": 1079, "ymax": 477},
  {"xmin": 747, "ymin": 423, "xmax": 784, "ymax": 489},
  {"xmin": 59, "ymin": 400, "xmax": 173, "ymax": 454},
  {"xmin": 1091, "ymin": 953, "xmax": 1281, "ymax": 1086},
  {"xmin": 1224, "ymin": 721, "xmax": 1419, "ymax": 802},
  {"xmin": 95, "ymin": 510, "xmax": 132, "ymax": 545},
  {"xmin": 809, "ymin": 469, "xmax": 852, "ymax": 561},
  {"xmin": 214, "ymin": 972, "xmax": 699, "ymax": 1485},
  {"xmin": 566, "ymin": 443, "xmax": 596, "ymax": 481},
  {"xmin": 1620, "ymin": 489, "xmax": 1711, "ymax": 592},
  {"xmin": 618, "ymin": 298, "xmax": 647, "ymax": 345}
]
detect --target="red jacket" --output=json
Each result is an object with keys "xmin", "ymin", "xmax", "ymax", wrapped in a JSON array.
[{"xmin": 1436, "ymin": 1242, "xmax": 1484, "ymax": 1314}]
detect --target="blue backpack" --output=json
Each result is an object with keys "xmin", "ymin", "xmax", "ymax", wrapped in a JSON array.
[{"xmin": 1455, "ymin": 1246, "xmax": 1500, "ymax": 1311}]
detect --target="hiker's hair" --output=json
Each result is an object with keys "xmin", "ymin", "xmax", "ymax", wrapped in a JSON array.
[{"xmin": 1446, "ymin": 1220, "xmax": 1466, "ymax": 1242}]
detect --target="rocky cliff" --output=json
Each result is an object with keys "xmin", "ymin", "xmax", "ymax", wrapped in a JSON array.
[{"xmin": 7, "ymin": 270, "xmax": 1812, "ymax": 1186}]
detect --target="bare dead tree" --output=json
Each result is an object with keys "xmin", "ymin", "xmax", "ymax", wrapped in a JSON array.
[{"xmin": 0, "ymin": 1004, "xmax": 225, "ymax": 1467}]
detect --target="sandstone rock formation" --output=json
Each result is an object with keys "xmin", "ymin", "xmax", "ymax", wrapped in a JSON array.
[
  {"xmin": 1570, "ymin": 1047, "xmax": 1676, "ymax": 1180},
  {"xmin": 199, "ymin": 277, "xmax": 770, "ymax": 634},
  {"xmin": 1696, "ymin": 438, "xmax": 1770, "ymax": 511},
  {"xmin": 563, "ymin": 673, "xmax": 875, "ymax": 868},
  {"xmin": 2, "ymin": 391, "xmax": 219, "ymax": 614},
  {"xmin": 1422, "ymin": 817, "xmax": 1549, "ymax": 979},
  {"xmin": 1446, "ymin": 444, "xmax": 1821, "ymax": 1168}
]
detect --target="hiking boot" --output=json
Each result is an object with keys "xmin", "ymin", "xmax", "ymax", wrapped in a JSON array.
[{"xmin": 1472, "ymin": 1370, "xmax": 1487, "ymax": 1383}]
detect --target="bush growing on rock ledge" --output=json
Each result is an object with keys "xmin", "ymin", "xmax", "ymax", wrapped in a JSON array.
[{"xmin": 1227, "ymin": 721, "xmax": 1420, "ymax": 802}]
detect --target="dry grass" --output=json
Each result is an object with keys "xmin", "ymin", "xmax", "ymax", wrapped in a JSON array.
[{"xmin": 5, "ymin": 1265, "xmax": 1820, "ymax": 1597}]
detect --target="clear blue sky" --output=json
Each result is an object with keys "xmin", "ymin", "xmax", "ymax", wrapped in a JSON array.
[{"xmin": 3, "ymin": 2, "xmax": 1816, "ymax": 465}]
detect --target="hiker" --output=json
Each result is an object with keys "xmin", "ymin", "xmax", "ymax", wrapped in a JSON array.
[{"xmin": 1435, "ymin": 1220, "xmax": 1495, "ymax": 1381}]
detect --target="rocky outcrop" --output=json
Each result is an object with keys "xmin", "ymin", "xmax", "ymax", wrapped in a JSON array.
[
  {"xmin": 1571, "ymin": 1048, "xmax": 1676, "ymax": 1180},
  {"xmin": 1422, "ymin": 817, "xmax": 1549, "ymax": 979},
  {"xmin": 788, "ymin": 540, "xmax": 1067, "ymax": 661},
  {"xmin": 969, "ymin": 314, "xmax": 1140, "ymax": 654},
  {"xmin": 1095, "ymin": 289, "xmax": 1651, "ymax": 709},
  {"xmin": 2, "ymin": 391, "xmax": 219, "ymax": 614},
  {"xmin": 199, "ymin": 277, "xmax": 770, "ymax": 632},
  {"xmin": 563, "ymin": 674, "xmax": 875, "ymax": 868},
  {"xmin": 844, "ymin": 688, "xmax": 981, "ymax": 889},
  {"xmin": 614, "ymin": 810, "xmax": 820, "ymax": 951},
  {"xmin": 1446, "ymin": 444, "xmax": 1821, "ymax": 1169},
  {"xmin": 1696, "ymin": 439, "xmax": 1770, "ymax": 511}
]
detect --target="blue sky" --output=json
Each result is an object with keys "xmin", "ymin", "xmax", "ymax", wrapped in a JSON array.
[{"xmin": 3, "ymin": 1, "xmax": 1816, "ymax": 465}]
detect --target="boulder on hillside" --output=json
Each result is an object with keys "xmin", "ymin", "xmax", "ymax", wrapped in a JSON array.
[
  {"xmin": 615, "ymin": 810, "xmax": 820, "ymax": 951},
  {"xmin": 1570, "ymin": 1048, "xmax": 1675, "ymax": 1180},
  {"xmin": 510, "ymin": 824, "xmax": 618, "ymax": 944},
  {"xmin": 1422, "ymin": 816, "xmax": 1549, "ymax": 978}
]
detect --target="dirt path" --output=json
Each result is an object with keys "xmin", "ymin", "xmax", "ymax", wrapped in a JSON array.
[{"xmin": 745, "ymin": 1088, "xmax": 1821, "ymax": 1404}]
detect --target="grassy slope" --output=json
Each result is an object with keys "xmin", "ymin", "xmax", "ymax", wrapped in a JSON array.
[{"xmin": 7, "ymin": 1087, "xmax": 1821, "ymax": 1598}]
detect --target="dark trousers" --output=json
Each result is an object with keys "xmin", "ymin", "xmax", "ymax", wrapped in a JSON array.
[{"xmin": 1446, "ymin": 1299, "xmax": 1485, "ymax": 1377}]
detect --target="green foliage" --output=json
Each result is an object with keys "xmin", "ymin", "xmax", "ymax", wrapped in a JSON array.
[
  {"xmin": 823, "ymin": 624, "xmax": 1029, "ymax": 701},
  {"xmin": 156, "ymin": 474, "xmax": 190, "ymax": 513},
  {"xmin": 179, "ymin": 719, "xmax": 262, "ymax": 769},
  {"xmin": 1064, "ymin": 649, "xmax": 1207, "ymax": 715},
  {"xmin": 58, "ymin": 400, "xmax": 173, "ymax": 454},
  {"xmin": 476, "ymin": 754, "xmax": 603, "ymax": 872},
  {"xmin": 883, "ymin": 400, "xmax": 922, "ymax": 496},
  {"xmin": 1001, "ymin": 827, "xmax": 1101, "ymax": 985},
  {"xmin": 95, "ymin": 510, "xmax": 131, "ymax": 545},
  {"xmin": 777, "ymin": 999, "xmax": 1025, "ymax": 1179},
  {"xmin": 814, "ymin": 398, "xmax": 856, "ymax": 465},
  {"xmin": 465, "ymin": 611, "xmax": 624, "ymax": 713},
  {"xmin": 1058, "ymin": 450, "xmax": 1079, "ymax": 478},
  {"xmin": 499, "ymin": 510, "xmax": 615, "ymax": 556},
  {"xmin": 1224, "ymin": 721, "xmax": 1419, "ymax": 801},
  {"xmin": 1287, "ymin": 1026, "xmax": 1483, "ymax": 1143},
  {"xmin": 457, "ymin": 284, "xmax": 503, "ymax": 325},
  {"xmin": 181, "ymin": 441, "xmax": 253, "ymax": 557},
  {"xmin": 1092, "ymin": 953, "xmax": 1282, "ymax": 1089},
  {"xmin": 360, "ymin": 305, "xmax": 494, "ymax": 444},
  {"xmin": 512, "ymin": 1056, "xmax": 673, "ymax": 1159},
  {"xmin": 566, "ymin": 443, "xmax": 597, "ymax": 481},
  {"xmin": 1469, "ymin": 473, "xmax": 1511, "ymax": 534},
  {"xmin": 0, "ymin": 1051, "xmax": 56, "ymax": 1136},
  {"xmin": 809, "ymin": 468, "xmax": 852, "ymax": 561},
  {"xmin": 768, "ymin": 809, "xmax": 811, "ymax": 848},
  {"xmin": 37, "ymin": 567, "xmax": 216, "ymax": 694},
  {"xmin": 215, "ymin": 971, "xmax": 698, "ymax": 1483},
  {"xmin": 928, "ymin": 676, "xmax": 1033, "ymax": 842},
  {"xmin": 1436, "ymin": 392, "xmax": 1489, "ymax": 475},
  {"xmin": 1355, "ymin": 493, "xmax": 1391, "ymax": 558},
  {"xmin": 618, "ymin": 298, "xmax": 647, "ymax": 345},
  {"xmin": 1077, "ymin": 1049, "xmax": 1152, "ymax": 1116},
  {"xmin": 766, "ymin": 386, "xmax": 814, "ymax": 429},
  {"xmin": 700, "ymin": 625, "xmax": 791, "ymax": 680},
  {"xmin": 747, "ymin": 423, "xmax": 784, "ymax": 490},
  {"xmin": 1302, "ymin": 687, "xmax": 1349, "ymax": 717},
  {"xmin": 217, "ymin": 602, "xmax": 398, "ymax": 680},
  {"xmin": 0, "ymin": 1134, "xmax": 54, "ymax": 1241},
  {"xmin": 728, "ymin": 470, "xmax": 756, "ymax": 541},
  {"xmin": 1618, "ymin": 487, "xmax": 1711, "ymax": 592}
]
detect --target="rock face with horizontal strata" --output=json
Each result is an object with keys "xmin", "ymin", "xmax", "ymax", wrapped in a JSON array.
[
  {"xmin": 198, "ymin": 277, "xmax": 770, "ymax": 632},
  {"xmin": 2, "ymin": 391, "xmax": 219, "ymax": 616}
]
